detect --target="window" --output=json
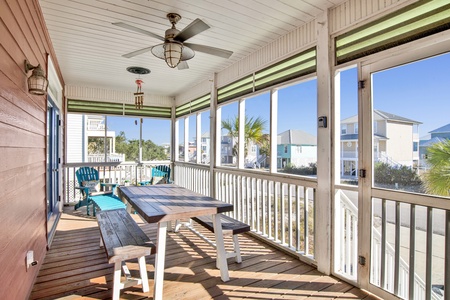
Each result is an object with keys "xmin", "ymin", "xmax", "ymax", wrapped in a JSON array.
[
  {"xmin": 354, "ymin": 123, "xmax": 358, "ymax": 134},
  {"xmin": 413, "ymin": 141, "xmax": 418, "ymax": 152},
  {"xmin": 219, "ymin": 102, "xmax": 238, "ymax": 167},
  {"xmin": 373, "ymin": 121, "xmax": 378, "ymax": 134},
  {"xmin": 278, "ymin": 79, "xmax": 317, "ymax": 176},
  {"xmin": 341, "ymin": 124, "xmax": 347, "ymax": 134}
]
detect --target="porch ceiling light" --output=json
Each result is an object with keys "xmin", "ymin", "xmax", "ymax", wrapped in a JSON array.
[
  {"xmin": 151, "ymin": 41, "xmax": 194, "ymax": 68},
  {"xmin": 24, "ymin": 60, "xmax": 48, "ymax": 95}
]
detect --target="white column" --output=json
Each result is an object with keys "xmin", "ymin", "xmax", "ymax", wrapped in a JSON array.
[
  {"xmin": 270, "ymin": 89, "xmax": 278, "ymax": 173},
  {"xmin": 184, "ymin": 117, "xmax": 189, "ymax": 162},
  {"xmin": 196, "ymin": 113, "xmax": 201, "ymax": 164},
  {"xmin": 171, "ymin": 105, "xmax": 177, "ymax": 165},
  {"xmin": 174, "ymin": 118, "xmax": 179, "ymax": 161},
  {"xmin": 315, "ymin": 11, "xmax": 332, "ymax": 275},
  {"xmin": 238, "ymin": 99, "xmax": 245, "ymax": 169},
  {"xmin": 211, "ymin": 73, "xmax": 218, "ymax": 197}
]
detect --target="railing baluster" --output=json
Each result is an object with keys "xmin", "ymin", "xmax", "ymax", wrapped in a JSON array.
[
  {"xmin": 288, "ymin": 184, "xmax": 293, "ymax": 249},
  {"xmin": 304, "ymin": 187, "xmax": 309, "ymax": 255},
  {"xmin": 256, "ymin": 178, "xmax": 261, "ymax": 233},
  {"xmin": 262, "ymin": 180, "xmax": 267, "ymax": 236},
  {"xmin": 394, "ymin": 201, "xmax": 400, "ymax": 295},
  {"xmin": 296, "ymin": 186, "xmax": 301, "ymax": 252},
  {"xmin": 268, "ymin": 181, "xmax": 273, "ymax": 239},
  {"xmin": 251, "ymin": 178, "xmax": 255, "ymax": 232},
  {"xmin": 425, "ymin": 207, "xmax": 432, "ymax": 300},
  {"xmin": 274, "ymin": 182, "xmax": 279, "ymax": 243},
  {"xmin": 445, "ymin": 210, "xmax": 449, "ymax": 300},
  {"xmin": 381, "ymin": 199, "xmax": 387, "ymax": 289},
  {"xmin": 409, "ymin": 204, "xmax": 416, "ymax": 300},
  {"xmin": 281, "ymin": 183, "xmax": 286, "ymax": 245}
]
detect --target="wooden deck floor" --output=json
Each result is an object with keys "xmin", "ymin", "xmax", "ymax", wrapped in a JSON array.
[{"xmin": 30, "ymin": 207, "xmax": 378, "ymax": 300}]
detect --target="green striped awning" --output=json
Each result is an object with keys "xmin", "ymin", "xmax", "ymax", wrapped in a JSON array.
[
  {"xmin": 175, "ymin": 94, "xmax": 211, "ymax": 117},
  {"xmin": 254, "ymin": 47, "xmax": 316, "ymax": 91},
  {"xmin": 217, "ymin": 75, "xmax": 254, "ymax": 104},
  {"xmin": 67, "ymin": 99, "xmax": 172, "ymax": 118},
  {"xmin": 217, "ymin": 47, "xmax": 316, "ymax": 103},
  {"xmin": 336, "ymin": 0, "xmax": 450, "ymax": 64}
]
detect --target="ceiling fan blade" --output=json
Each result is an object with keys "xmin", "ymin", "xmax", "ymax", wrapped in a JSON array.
[
  {"xmin": 184, "ymin": 43, "xmax": 233, "ymax": 59},
  {"xmin": 112, "ymin": 22, "xmax": 165, "ymax": 42},
  {"xmin": 177, "ymin": 61, "xmax": 189, "ymax": 70},
  {"xmin": 122, "ymin": 46, "xmax": 153, "ymax": 58},
  {"xmin": 174, "ymin": 18, "xmax": 210, "ymax": 42}
]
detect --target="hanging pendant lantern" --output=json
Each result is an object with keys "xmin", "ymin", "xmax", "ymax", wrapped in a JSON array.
[{"xmin": 134, "ymin": 79, "xmax": 144, "ymax": 109}]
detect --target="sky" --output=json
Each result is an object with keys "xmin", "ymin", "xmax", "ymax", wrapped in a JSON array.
[{"xmin": 106, "ymin": 52, "xmax": 450, "ymax": 145}]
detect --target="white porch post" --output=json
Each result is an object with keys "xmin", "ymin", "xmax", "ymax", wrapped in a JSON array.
[
  {"xmin": 315, "ymin": 11, "xmax": 332, "ymax": 275},
  {"xmin": 210, "ymin": 73, "xmax": 218, "ymax": 197},
  {"xmin": 238, "ymin": 99, "xmax": 245, "ymax": 169},
  {"xmin": 196, "ymin": 113, "xmax": 201, "ymax": 164},
  {"xmin": 270, "ymin": 89, "xmax": 278, "ymax": 173},
  {"xmin": 184, "ymin": 117, "xmax": 189, "ymax": 162},
  {"xmin": 173, "ymin": 108, "xmax": 179, "ymax": 162}
]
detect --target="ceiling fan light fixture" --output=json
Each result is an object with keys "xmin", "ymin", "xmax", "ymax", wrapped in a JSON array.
[{"xmin": 163, "ymin": 41, "xmax": 183, "ymax": 68}]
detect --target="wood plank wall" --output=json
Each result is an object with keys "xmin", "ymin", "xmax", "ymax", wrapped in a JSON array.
[{"xmin": 0, "ymin": 0, "xmax": 63, "ymax": 299}]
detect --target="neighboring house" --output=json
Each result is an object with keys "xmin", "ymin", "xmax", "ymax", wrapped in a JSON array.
[
  {"xmin": 419, "ymin": 123, "xmax": 450, "ymax": 171},
  {"xmin": 221, "ymin": 134, "xmax": 236, "ymax": 165},
  {"xmin": 277, "ymin": 129, "xmax": 317, "ymax": 169},
  {"xmin": 67, "ymin": 114, "xmax": 124, "ymax": 163},
  {"xmin": 341, "ymin": 109, "xmax": 421, "ymax": 178}
]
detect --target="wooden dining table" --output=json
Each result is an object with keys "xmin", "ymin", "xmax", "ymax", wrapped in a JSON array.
[{"xmin": 117, "ymin": 184, "xmax": 234, "ymax": 300}]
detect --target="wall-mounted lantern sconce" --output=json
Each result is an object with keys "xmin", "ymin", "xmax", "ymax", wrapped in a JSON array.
[{"xmin": 24, "ymin": 60, "xmax": 48, "ymax": 95}]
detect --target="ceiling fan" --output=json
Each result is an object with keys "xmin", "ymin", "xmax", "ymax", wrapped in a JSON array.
[{"xmin": 113, "ymin": 13, "xmax": 233, "ymax": 70}]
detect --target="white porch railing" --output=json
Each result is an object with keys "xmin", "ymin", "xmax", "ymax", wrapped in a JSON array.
[
  {"xmin": 174, "ymin": 163, "xmax": 317, "ymax": 262},
  {"xmin": 215, "ymin": 168, "xmax": 316, "ymax": 259},
  {"xmin": 335, "ymin": 189, "xmax": 358, "ymax": 281},
  {"xmin": 336, "ymin": 189, "xmax": 443, "ymax": 300},
  {"xmin": 174, "ymin": 162, "xmax": 210, "ymax": 196}
]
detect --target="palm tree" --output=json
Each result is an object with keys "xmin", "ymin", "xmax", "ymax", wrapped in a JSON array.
[
  {"xmin": 221, "ymin": 116, "xmax": 267, "ymax": 157},
  {"xmin": 422, "ymin": 139, "xmax": 450, "ymax": 196}
]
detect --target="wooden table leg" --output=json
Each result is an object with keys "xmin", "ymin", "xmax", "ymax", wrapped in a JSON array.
[
  {"xmin": 212, "ymin": 214, "xmax": 230, "ymax": 281},
  {"xmin": 153, "ymin": 221, "xmax": 168, "ymax": 300}
]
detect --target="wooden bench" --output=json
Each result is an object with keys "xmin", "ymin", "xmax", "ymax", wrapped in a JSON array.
[
  {"xmin": 96, "ymin": 209, "xmax": 155, "ymax": 300},
  {"xmin": 189, "ymin": 214, "xmax": 250, "ymax": 263}
]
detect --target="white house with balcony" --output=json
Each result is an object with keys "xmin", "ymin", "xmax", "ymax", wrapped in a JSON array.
[
  {"xmin": 340, "ymin": 110, "xmax": 421, "ymax": 178},
  {"xmin": 67, "ymin": 114, "xmax": 125, "ymax": 163}
]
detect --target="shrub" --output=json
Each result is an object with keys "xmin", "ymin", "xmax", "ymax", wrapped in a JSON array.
[
  {"xmin": 374, "ymin": 162, "xmax": 422, "ymax": 186},
  {"xmin": 283, "ymin": 163, "xmax": 317, "ymax": 176}
]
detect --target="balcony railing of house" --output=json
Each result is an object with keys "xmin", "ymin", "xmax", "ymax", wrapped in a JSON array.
[
  {"xmin": 87, "ymin": 153, "xmax": 125, "ymax": 163},
  {"xmin": 174, "ymin": 162, "xmax": 317, "ymax": 265}
]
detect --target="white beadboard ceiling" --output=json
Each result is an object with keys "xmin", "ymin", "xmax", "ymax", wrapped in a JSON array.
[{"xmin": 39, "ymin": 0, "xmax": 346, "ymax": 98}]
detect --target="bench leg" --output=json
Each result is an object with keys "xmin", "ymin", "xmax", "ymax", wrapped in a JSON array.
[
  {"xmin": 113, "ymin": 261, "xmax": 121, "ymax": 300},
  {"xmin": 138, "ymin": 256, "xmax": 149, "ymax": 293},
  {"xmin": 233, "ymin": 235, "xmax": 242, "ymax": 263},
  {"xmin": 212, "ymin": 214, "xmax": 230, "ymax": 281}
]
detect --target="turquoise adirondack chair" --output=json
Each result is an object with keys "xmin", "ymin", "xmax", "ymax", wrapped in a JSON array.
[
  {"xmin": 74, "ymin": 167, "xmax": 126, "ymax": 216},
  {"xmin": 139, "ymin": 165, "xmax": 172, "ymax": 186},
  {"xmin": 152, "ymin": 165, "xmax": 172, "ymax": 184}
]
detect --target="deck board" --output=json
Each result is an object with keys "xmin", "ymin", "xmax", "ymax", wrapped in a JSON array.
[{"xmin": 30, "ymin": 207, "xmax": 378, "ymax": 300}]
